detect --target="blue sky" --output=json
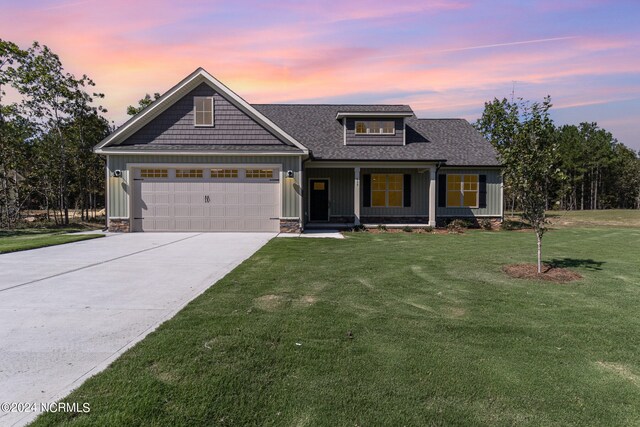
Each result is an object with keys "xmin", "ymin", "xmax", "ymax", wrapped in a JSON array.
[{"xmin": 2, "ymin": 0, "xmax": 639, "ymax": 150}]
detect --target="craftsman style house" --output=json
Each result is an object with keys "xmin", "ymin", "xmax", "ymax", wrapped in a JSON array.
[{"xmin": 95, "ymin": 68, "xmax": 502, "ymax": 232}]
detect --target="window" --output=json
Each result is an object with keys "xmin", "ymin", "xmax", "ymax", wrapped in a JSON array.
[
  {"xmin": 246, "ymin": 169, "xmax": 274, "ymax": 179},
  {"xmin": 140, "ymin": 169, "xmax": 168, "ymax": 178},
  {"xmin": 372, "ymin": 174, "xmax": 403, "ymax": 207},
  {"xmin": 210, "ymin": 168, "xmax": 238, "ymax": 178},
  {"xmin": 447, "ymin": 174, "xmax": 479, "ymax": 207},
  {"xmin": 194, "ymin": 96, "xmax": 213, "ymax": 126},
  {"xmin": 175, "ymin": 169, "xmax": 203, "ymax": 178},
  {"xmin": 355, "ymin": 120, "xmax": 395, "ymax": 135}
]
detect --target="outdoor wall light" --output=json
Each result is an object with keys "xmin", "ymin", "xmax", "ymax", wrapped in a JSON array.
[
  {"xmin": 286, "ymin": 170, "xmax": 294, "ymax": 179},
  {"xmin": 113, "ymin": 170, "xmax": 123, "ymax": 178}
]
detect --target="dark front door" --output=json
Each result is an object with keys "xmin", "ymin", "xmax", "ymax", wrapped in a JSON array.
[{"xmin": 309, "ymin": 179, "xmax": 329, "ymax": 222}]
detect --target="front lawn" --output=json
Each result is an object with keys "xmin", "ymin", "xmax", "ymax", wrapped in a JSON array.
[
  {"xmin": 33, "ymin": 227, "xmax": 640, "ymax": 426},
  {"xmin": 0, "ymin": 227, "xmax": 103, "ymax": 254}
]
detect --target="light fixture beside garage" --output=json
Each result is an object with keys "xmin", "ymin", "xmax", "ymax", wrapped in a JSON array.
[
  {"xmin": 286, "ymin": 170, "xmax": 294, "ymax": 179},
  {"xmin": 113, "ymin": 170, "xmax": 123, "ymax": 178}
]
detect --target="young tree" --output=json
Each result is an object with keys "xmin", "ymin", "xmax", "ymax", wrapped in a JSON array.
[
  {"xmin": 127, "ymin": 92, "xmax": 160, "ymax": 116},
  {"xmin": 477, "ymin": 97, "xmax": 564, "ymax": 273}
]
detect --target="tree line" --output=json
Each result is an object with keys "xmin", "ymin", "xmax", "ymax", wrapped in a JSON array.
[
  {"xmin": 1, "ymin": 39, "xmax": 638, "ymax": 231},
  {"xmin": 0, "ymin": 39, "xmax": 109, "ymax": 227},
  {"xmin": 475, "ymin": 97, "xmax": 640, "ymax": 214}
]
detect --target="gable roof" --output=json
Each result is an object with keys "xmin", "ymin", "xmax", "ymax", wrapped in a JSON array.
[
  {"xmin": 95, "ymin": 68, "xmax": 308, "ymax": 154},
  {"xmin": 253, "ymin": 104, "xmax": 500, "ymax": 166}
]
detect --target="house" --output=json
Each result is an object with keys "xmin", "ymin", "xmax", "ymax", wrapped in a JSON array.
[{"xmin": 95, "ymin": 68, "xmax": 502, "ymax": 233}]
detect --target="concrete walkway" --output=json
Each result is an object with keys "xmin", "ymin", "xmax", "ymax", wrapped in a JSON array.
[{"xmin": 0, "ymin": 232, "xmax": 274, "ymax": 426}]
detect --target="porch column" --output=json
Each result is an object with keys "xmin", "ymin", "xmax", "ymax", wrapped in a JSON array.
[
  {"xmin": 429, "ymin": 166, "xmax": 437, "ymax": 227},
  {"xmin": 354, "ymin": 167, "xmax": 361, "ymax": 225}
]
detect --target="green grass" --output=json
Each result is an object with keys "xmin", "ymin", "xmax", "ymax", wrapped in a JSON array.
[
  {"xmin": 32, "ymin": 226, "xmax": 640, "ymax": 426},
  {"xmin": 0, "ymin": 227, "xmax": 103, "ymax": 254},
  {"xmin": 505, "ymin": 209, "xmax": 640, "ymax": 228}
]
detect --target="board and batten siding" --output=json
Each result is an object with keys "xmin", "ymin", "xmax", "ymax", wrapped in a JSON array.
[
  {"xmin": 305, "ymin": 168, "xmax": 355, "ymax": 221},
  {"xmin": 361, "ymin": 168, "xmax": 429, "ymax": 217},
  {"xmin": 436, "ymin": 168, "xmax": 502, "ymax": 217},
  {"xmin": 107, "ymin": 155, "xmax": 301, "ymax": 219},
  {"xmin": 304, "ymin": 167, "xmax": 431, "ymax": 220}
]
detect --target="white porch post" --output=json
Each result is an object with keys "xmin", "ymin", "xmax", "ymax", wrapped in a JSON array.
[
  {"xmin": 429, "ymin": 166, "xmax": 437, "ymax": 227},
  {"xmin": 354, "ymin": 167, "xmax": 361, "ymax": 225}
]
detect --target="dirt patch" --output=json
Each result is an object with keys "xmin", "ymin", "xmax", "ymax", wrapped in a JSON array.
[
  {"xmin": 253, "ymin": 294, "xmax": 317, "ymax": 311},
  {"xmin": 596, "ymin": 361, "xmax": 640, "ymax": 386},
  {"xmin": 502, "ymin": 263, "xmax": 582, "ymax": 283},
  {"xmin": 253, "ymin": 294, "xmax": 289, "ymax": 311}
]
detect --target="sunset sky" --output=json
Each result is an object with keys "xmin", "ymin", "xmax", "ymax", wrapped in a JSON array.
[{"xmin": 2, "ymin": 0, "xmax": 639, "ymax": 150}]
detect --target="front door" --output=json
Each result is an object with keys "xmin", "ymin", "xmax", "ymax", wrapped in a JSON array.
[{"xmin": 309, "ymin": 179, "xmax": 329, "ymax": 222}]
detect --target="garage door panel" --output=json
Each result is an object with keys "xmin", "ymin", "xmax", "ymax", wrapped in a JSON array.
[{"xmin": 136, "ymin": 167, "xmax": 280, "ymax": 232}]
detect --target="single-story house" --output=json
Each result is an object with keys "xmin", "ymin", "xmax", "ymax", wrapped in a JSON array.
[{"xmin": 95, "ymin": 68, "xmax": 503, "ymax": 233}]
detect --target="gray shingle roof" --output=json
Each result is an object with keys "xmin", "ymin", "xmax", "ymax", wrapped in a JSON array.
[{"xmin": 253, "ymin": 104, "xmax": 500, "ymax": 166}]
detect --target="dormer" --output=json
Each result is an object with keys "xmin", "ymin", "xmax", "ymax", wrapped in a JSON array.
[{"xmin": 336, "ymin": 111, "xmax": 414, "ymax": 146}]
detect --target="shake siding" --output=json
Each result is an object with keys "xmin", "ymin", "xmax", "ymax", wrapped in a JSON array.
[
  {"xmin": 107, "ymin": 155, "xmax": 301, "ymax": 219},
  {"xmin": 436, "ymin": 168, "xmax": 502, "ymax": 217},
  {"xmin": 121, "ymin": 83, "xmax": 285, "ymax": 146},
  {"xmin": 344, "ymin": 118, "xmax": 404, "ymax": 146}
]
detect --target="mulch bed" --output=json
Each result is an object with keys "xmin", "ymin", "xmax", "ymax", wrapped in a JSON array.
[{"xmin": 502, "ymin": 263, "xmax": 582, "ymax": 283}]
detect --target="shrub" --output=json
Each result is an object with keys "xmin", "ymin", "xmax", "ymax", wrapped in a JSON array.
[
  {"xmin": 424, "ymin": 226, "xmax": 434, "ymax": 233},
  {"xmin": 351, "ymin": 224, "xmax": 367, "ymax": 232},
  {"xmin": 447, "ymin": 219, "xmax": 470, "ymax": 234},
  {"xmin": 479, "ymin": 219, "xmax": 493, "ymax": 230},
  {"xmin": 377, "ymin": 224, "xmax": 387, "ymax": 232},
  {"xmin": 500, "ymin": 219, "xmax": 525, "ymax": 231},
  {"xmin": 402, "ymin": 226, "xmax": 413, "ymax": 233}
]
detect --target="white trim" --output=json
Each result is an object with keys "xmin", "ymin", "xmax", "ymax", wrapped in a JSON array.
[
  {"xmin": 363, "ymin": 214, "xmax": 429, "ymax": 218},
  {"xmin": 105, "ymin": 155, "xmax": 110, "ymax": 227},
  {"xmin": 305, "ymin": 161, "xmax": 441, "ymax": 169},
  {"xmin": 108, "ymin": 216, "xmax": 129, "ymax": 220},
  {"xmin": 95, "ymin": 149, "xmax": 304, "ymax": 156},
  {"xmin": 193, "ymin": 96, "xmax": 214, "ymax": 127},
  {"xmin": 298, "ymin": 156, "xmax": 303, "ymax": 229},
  {"xmin": 280, "ymin": 217, "xmax": 300, "ymax": 220},
  {"xmin": 343, "ymin": 117, "xmax": 347, "ymax": 146},
  {"xmin": 445, "ymin": 173, "xmax": 479, "ymax": 209},
  {"xmin": 354, "ymin": 167, "xmax": 361, "ymax": 225},
  {"xmin": 127, "ymin": 162, "xmax": 283, "ymax": 169},
  {"xmin": 403, "ymin": 120, "xmax": 406, "ymax": 146},
  {"xmin": 428, "ymin": 166, "xmax": 436, "ymax": 227},
  {"xmin": 500, "ymin": 172, "xmax": 504, "ymax": 219},
  {"xmin": 438, "ymin": 214, "xmax": 501, "ymax": 218},
  {"xmin": 95, "ymin": 68, "xmax": 308, "ymax": 154},
  {"xmin": 308, "ymin": 177, "xmax": 330, "ymax": 222},
  {"xmin": 335, "ymin": 112, "xmax": 413, "ymax": 119}
]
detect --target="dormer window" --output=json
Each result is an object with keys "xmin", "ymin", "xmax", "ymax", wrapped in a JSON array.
[
  {"xmin": 355, "ymin": 120, "xmax": 395, "ymax": 135},
  {"xmin": 194, "ymin": 96, "xmax": 214, "ymax": 126}
]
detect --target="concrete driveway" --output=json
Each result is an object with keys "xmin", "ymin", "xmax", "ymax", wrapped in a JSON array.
[{"xmin": 0, "ymin": 232, "xmax": 275, "ymax": 426}]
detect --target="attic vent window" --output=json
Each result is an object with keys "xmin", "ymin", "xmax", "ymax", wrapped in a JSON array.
[
  {"xmin": 194, "ymin": 96, "xmax": 214, "ymax": 126},
  {"xmin": 355, "ymin": 120, "xmax": 395, "ymax": 135}
]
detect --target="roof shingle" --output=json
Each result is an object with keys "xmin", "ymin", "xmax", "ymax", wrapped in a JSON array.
[{"xmin": 253, "ymin": 104, "xmax": 500, "ymax": 166}]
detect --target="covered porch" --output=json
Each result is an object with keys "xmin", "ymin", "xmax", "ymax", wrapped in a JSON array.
[{"xmin": 304, "ymin": 162, "xmax": 437, "ymax": 229}]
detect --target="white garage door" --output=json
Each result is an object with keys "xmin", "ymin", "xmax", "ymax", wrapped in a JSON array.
[{"xmin": 132, "ymin": 167, "xmax": 280, "ymax": 232}]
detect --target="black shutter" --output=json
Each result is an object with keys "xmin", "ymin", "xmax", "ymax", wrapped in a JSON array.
[
  {"xmin": 479, "ymin": 175, "xmax": 487, "ymax": 208},
  {"xmin": 403, "ymin": 174, "xmax": 411, "ymax": 207},
  {"xmin": 363, "ymin": 174, "xmax": 371, "ymax": 207},
  {"xmin": 438, "ymin": 174, "xmax": 447, "ymax": 207}
]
